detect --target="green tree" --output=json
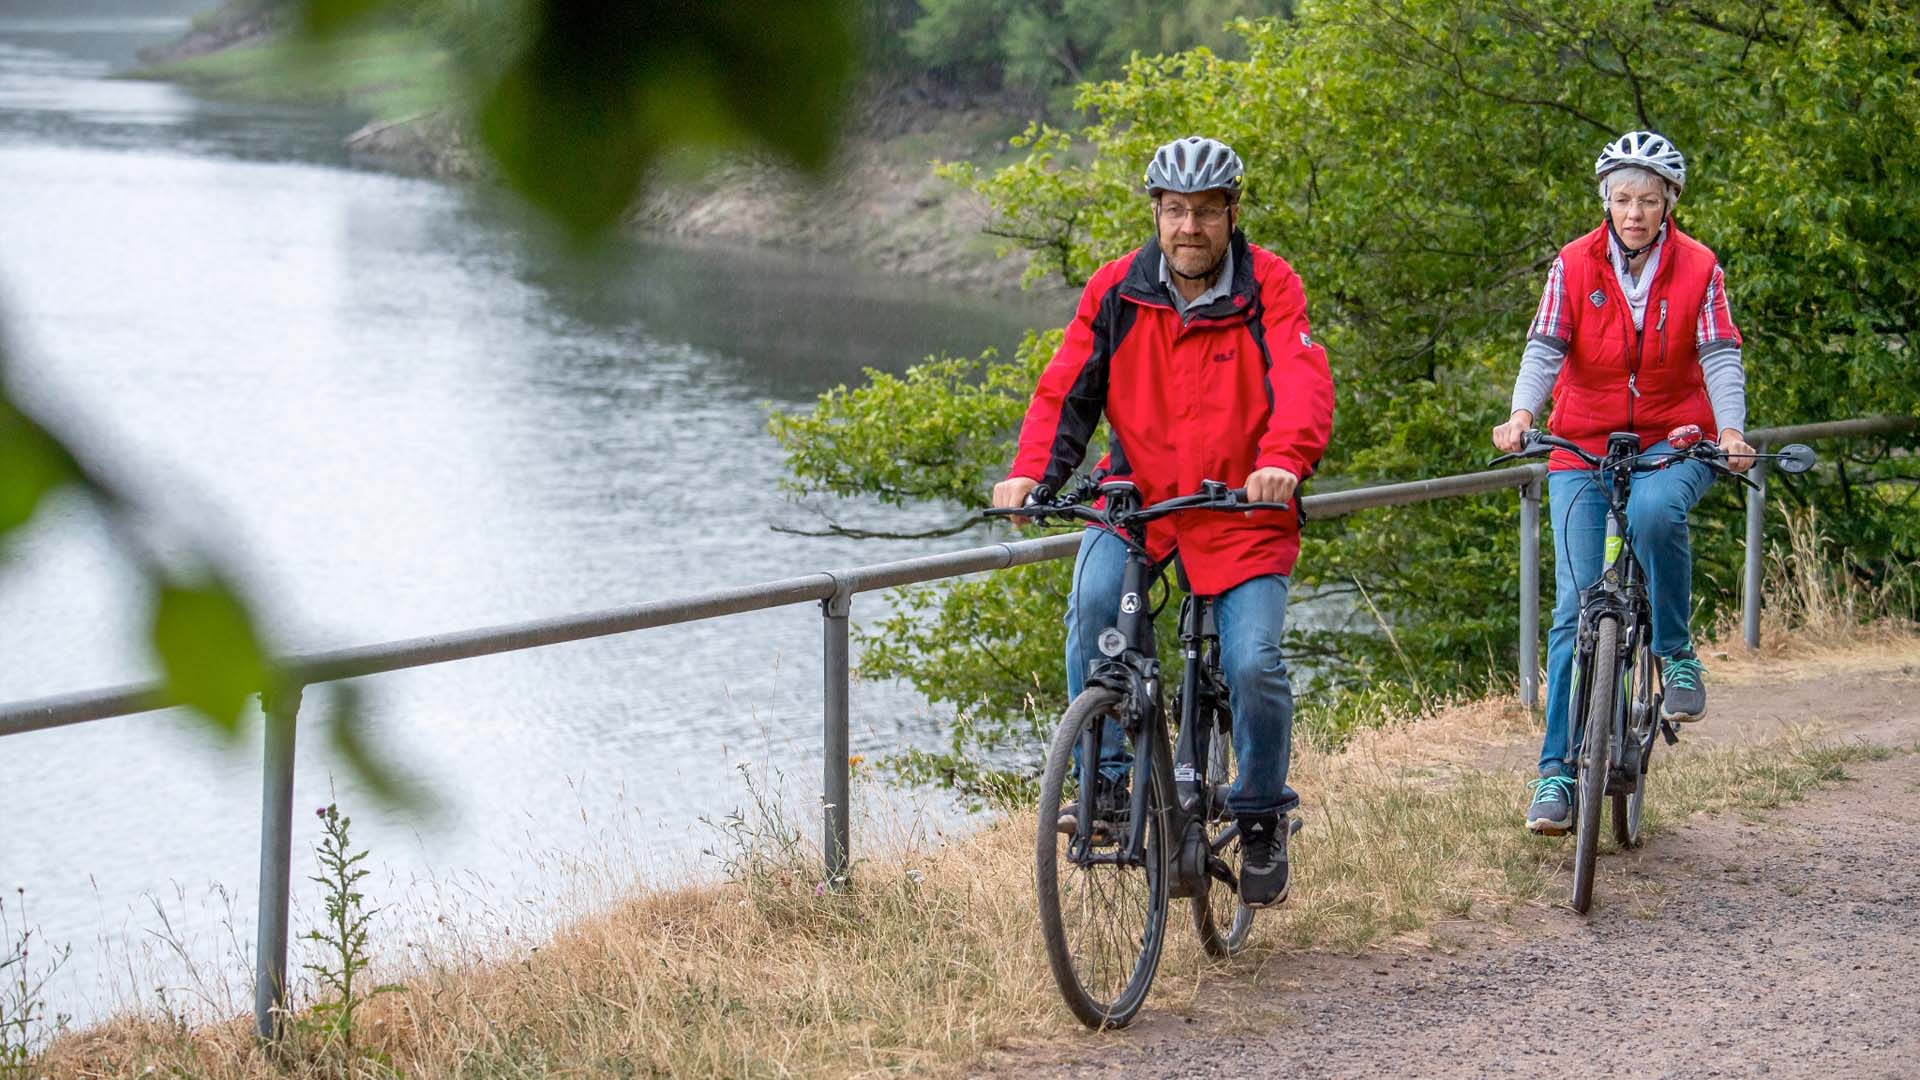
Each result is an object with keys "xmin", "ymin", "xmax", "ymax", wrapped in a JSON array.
[{"xmin": 775, "ymin": 0, "xmax": 1920, "ymax": 795}]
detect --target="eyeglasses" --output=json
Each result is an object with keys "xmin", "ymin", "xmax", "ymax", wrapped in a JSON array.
[
  {"xmin": 1156, "ymin": 204, "xmax": 1231, "ymax": 225},
  {"xmin": 1608, "ymin": 193, "xmax": 1665, "ymax": 213}
]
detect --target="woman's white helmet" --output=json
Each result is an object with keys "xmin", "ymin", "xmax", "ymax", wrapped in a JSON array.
[
  {"xmin": 1595, "ymin": 130, "xmax": 1686, "ymax": 191},
  {"xmin": 1143, "ymin": 136, "xmax": 1244, "ymax": 197}
]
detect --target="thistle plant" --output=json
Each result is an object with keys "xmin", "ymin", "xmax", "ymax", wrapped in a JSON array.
[{"xmin": 298, "ymin": 803, "xmax": 397, "ymax": 1057}]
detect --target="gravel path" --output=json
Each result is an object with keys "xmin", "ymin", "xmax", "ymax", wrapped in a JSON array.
[{"xmin": 993, "ymin": 653, "xmax": 1920, "ymax": 1079}]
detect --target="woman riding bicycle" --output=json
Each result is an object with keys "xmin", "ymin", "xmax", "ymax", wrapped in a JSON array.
[{"xmin": 1491, "ymin": 131, "xmax": 1754, "ymax": 835}]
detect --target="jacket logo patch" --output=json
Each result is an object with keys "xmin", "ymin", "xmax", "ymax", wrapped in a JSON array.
[
  {"xmin": 1211, "ymin": 351, "xmax": 1234, "ymax": 364},
  {"xmin": 1588, "ymin": 289, "xmax": 1607, "ymax": 309},
  {"xmin": 1300, "ymin": 332, "xmax": 1313, "ymax": 347}
]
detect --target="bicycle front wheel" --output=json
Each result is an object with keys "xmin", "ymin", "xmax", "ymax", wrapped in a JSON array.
[
  {"xmin": 1612, "ymin": 632, "xmax": 1655, "ymax": 849},
  {"xmin": 1193, "ymin": 710, "xmax": 1253, "ymax": 957},
  {"xmin": 1036, "ymin": 687, "xmax": 1170, "ymax": 1029},
  {"xmin": 1571, "ymin": 616, "xmax": 1618, "ymax": 914}
]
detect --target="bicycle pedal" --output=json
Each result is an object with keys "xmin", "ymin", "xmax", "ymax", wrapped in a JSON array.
[
  {"xmin": 1660, "ymin": 719, "xmax": 1679, "ymax": 745},
  {"xmin": 1287, "ymin": 814, "xmax": 1304, "ymax": 837}
]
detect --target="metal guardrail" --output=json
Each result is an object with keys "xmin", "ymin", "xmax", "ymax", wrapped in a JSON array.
[{"xmin": 0, "ymin": 415, "xmax": 1908, "ymax": 1040}]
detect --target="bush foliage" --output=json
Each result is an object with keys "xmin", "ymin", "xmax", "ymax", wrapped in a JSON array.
[{"xmin": 773, "ymin": 0, "xmax": 1920, "ymax": 796}]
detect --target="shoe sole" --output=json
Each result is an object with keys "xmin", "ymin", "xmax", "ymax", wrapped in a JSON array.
[
  {"xmin": 1527, "ymin": 818, "xmax": 1572, "ymax": 835},
  {"xmin": 1243, "ymin": 888, "xmax": 1289, "ymax": 909},
  {"xmin": 1661, "ymin": 709, "xmax": 1705, "ymax": 723}
]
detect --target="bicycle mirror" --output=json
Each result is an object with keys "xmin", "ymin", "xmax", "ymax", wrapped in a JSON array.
[{"xmin": 1775, "ymin": 443, "xmax": 1817, "ymax": 474}]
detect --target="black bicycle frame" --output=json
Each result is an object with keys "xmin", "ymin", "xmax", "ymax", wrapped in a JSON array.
[
  {"xmin": 1565, "ymin": 432, "xmax": 1667, "ymax": 791},
  {"xmin": 1069, "ymin": 486, "xmax": 1236, "ymax": 897}
]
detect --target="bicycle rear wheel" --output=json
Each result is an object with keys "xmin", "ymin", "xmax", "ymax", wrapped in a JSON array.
[
  {"xmin": 1036, "ymin": 687, "xmax": 1169, "ymax": 1029},
  {"xmin": 1571, "ymin": 616, "xmax": 1618, "ymax": 914},
  {"xmin": 1193, "ymin": 710, "xmax": 1253, "ymax": 957},
  {"xmin": 1612, "ymin": 631, "xmax": 1655, "ymax": 849}
]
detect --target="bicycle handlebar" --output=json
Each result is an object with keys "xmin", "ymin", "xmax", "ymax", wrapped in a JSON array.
[
  {"xmin": 983, "ymin": 483, "xmax": 1291, "ymax": 530},
  {"xmin": 1487, "ymin": 430, "xmax": 1817, "ymax": 490}
]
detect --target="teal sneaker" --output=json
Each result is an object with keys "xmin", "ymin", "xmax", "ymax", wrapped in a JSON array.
[
  {"xmin": 1660, "ymin": 650, "xmax": 1707, "ymax": 723},
  {"xmin": 1526, "ymin": 773, "xmax": 1577, "ymax": 835}
]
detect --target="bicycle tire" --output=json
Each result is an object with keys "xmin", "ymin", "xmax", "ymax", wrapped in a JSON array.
[
  {"xmin": 1612, "ymin": 631, "xmax": 1654, "ymax": 849},
  {"xmin": 1036, "ymin": 687, "xmax": 1170, "ymax": 1029},
  {"xmin": 1571, "ymin": 616, "xmax": 1618, "ymax": 914},
  {"xmin": 1192, "ymin": 707, "xmax": 1253, "ymax": 957}
]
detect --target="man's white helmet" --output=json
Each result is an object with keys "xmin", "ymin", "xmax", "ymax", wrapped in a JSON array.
[
  {"xmin": 1143, "ymin": 136, "xmax": 1244, "ymax": 196},
  {"xmin": 1595, "ymin": 130, "xmax": 1686, "ymax": 191}
]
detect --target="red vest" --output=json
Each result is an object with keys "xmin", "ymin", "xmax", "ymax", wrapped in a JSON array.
[{"xmin": 1547, "ymin": 223, "xmax": 1720, "ymax": 469}]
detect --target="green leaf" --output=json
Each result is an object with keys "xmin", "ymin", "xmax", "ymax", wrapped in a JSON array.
[
  {"xmin": 299, "ymin": 0, "xmax": 386, "ymax": 36},
  {"xmin": 150, "ymin": 573, "xmax": 275, "ymax": 737},
  {"xmin": 474, "ymin": 0, "xmax": 857, "ymax": 239},
  {"xmin": 0, "ymin": 388, "xmax": 78, "ymax": 540},
  {"xmin": 326, "ymin": 683, "xmax": 428, "ymax": 813}
]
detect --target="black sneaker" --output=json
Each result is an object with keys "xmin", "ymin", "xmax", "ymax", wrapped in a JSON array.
[
  {"xmin": 1056, "ymin": 776, "xmax": 1129, "ymax": 839},
  {"xmin": 1237, "ymin": 813, "xmax": 1290, "ymax": 908},
  {"xmin": 1659, "ymin": 650, "xmax": 1707, "ymax": 723}
]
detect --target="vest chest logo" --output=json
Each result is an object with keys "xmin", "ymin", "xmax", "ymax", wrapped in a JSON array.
[
  {"xmin": 1588, "ymin": 289, "xmax": 1607, "ymax": 309},
  {"xmin": 1300, "ymin": 332, "xmax": 1313, "ymax": 348}
]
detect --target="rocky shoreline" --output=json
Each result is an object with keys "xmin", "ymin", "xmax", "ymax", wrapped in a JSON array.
[
  {"xmin": 341, "ymin": 105, "xmax": 1044, "ymax": 297},
  {"xmin": 139, "ymin": 7, "xmax": 1049, "ymax": 298}
]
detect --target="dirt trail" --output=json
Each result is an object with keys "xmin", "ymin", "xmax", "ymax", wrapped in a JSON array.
[{"xmin": 994, "ymin": 646, "xmax": 1920, "ymax": 1079}]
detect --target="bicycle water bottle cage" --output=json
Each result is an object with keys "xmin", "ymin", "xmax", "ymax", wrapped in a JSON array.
[{"xmin": 1606, "ymin": 432, "xmax": 1643, "ymax": 459}]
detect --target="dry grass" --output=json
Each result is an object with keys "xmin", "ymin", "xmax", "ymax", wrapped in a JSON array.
[{"xmin": 31, "ymin": 526, "xmax": 1920, "ymax": 1079}]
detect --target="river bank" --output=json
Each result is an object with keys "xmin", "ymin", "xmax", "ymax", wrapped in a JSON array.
[{"xmin": 133, "ymin": 10, "xmax": 1055, "ymax": 298}]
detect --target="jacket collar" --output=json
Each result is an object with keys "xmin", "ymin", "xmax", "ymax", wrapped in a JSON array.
[{"xmin": 1120, "ymin": 229, "xmax": 1258, "ymax": 321}]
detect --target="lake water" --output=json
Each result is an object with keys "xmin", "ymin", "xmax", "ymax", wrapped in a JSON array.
[{"xmin": 0, "ymin": 9, "xmax": 1051, "ymax": 1024}]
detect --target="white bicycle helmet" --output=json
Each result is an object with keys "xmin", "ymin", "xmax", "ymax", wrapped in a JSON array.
[
  {"xmin": 1595, "ymin": 130, "xmax": 1686, "ymax": 191},
  {"xmin": 1143, "ymin": 136, "xmax": 1244, "ymax": 196}
]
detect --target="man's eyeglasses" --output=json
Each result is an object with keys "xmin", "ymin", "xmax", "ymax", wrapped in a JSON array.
[{"xmin": 1157, "ymin": 204, "xmax": 1231, "ymax": 226}]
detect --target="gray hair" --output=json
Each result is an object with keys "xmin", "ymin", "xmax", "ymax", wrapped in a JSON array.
[{"xmin": 1597, "ymin": 165, "xmax": 1680, "ymax": 210}]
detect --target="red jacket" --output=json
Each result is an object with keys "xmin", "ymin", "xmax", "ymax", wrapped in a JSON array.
[
  {"xmin": 1543, "ymin": 223, "xmax": 1739, "ymax": 469},
  {"xmin": 1008, "ymin": 232, "xmax": 1335, "ymax": 595}
]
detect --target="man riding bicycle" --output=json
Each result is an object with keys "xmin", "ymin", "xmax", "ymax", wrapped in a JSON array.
[
  {"xmin": 1491, "ymin": 131, "xmax": 1753, "ymax": 835},
  {"xmin": 990, "ymin": 136, "xmax": 1335, "ymax": 907}
]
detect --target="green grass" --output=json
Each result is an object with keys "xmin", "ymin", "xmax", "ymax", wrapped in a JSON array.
[{"xmin": 134, "ymin": 29, "xmax": 459, "ymax": 122}]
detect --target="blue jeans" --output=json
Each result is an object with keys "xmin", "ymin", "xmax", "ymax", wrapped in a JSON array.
[
  {"xmin": 1540, "ymin": 442, "xmax": 1713, "ymax": 777},
  {"xmin": 1064, "ymin": 527, "xmax": 1299, "ymax": 817}
]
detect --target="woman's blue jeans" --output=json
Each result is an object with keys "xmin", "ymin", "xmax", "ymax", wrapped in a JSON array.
[
  {"xmin": 1064, "ymin": 527, "xmax": 1299, "ymax": 818},
  {"xmin": 1540, "ymin": 443, "xmax": 1713, "ymax": 778}
]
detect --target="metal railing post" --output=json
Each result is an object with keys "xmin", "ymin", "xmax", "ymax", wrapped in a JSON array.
[
  {"xmin": 821, "ymin": 582, "xmax": 853, "ymax": 888},
  {"xmin": 1742, "ymin": 442, "xmax": 1770, "ymax": 649},
  {"xmin": 1519, "ymin": 475, "xmax": 1542, "ymax": 708},
  {"xmin": 254, "ymin": 684, "xmax": 302, "ymax": 1043}
]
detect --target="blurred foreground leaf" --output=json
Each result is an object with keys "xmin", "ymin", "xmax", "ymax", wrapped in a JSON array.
[
  {"xmin": 150, "ymin": 572, "xmax": 275, "ymax": 738},
  {"xmin": 473, "ymin": 0, "xmax": 857, "ymax": 237},
  {"xmin": 0, "ymin": 355, "xmax": 78, "ymax": 539}
]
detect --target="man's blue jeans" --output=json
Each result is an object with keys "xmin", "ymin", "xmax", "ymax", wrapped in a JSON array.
[
  {"xmin": 1064, "ymin": 527, "xmax": 1299, "ymax": 818},
  {"xmin": 1540, "ymin": 442, "xmax": 1713, "ymax": 778}
]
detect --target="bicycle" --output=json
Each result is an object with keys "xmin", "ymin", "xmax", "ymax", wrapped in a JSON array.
[
  {"xmin": 984, "ymin": 475, "xmax": 1298, "ymax": 1029},
  {"xmin": 1492, "ymin": 426, "xmax": 1815, "ymax": 913}
]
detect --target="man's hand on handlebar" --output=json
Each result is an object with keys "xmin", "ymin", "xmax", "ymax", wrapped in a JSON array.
[
  {"xmin": 1245, "ymin": 466, "xmax": 1300, "ymax": 507},
  {"xmin": 991, "ymin": 475, "xmax": 1041, "ymax": 526},
  {"xmin": 1491, "ymin": 409, "xmax": 1534, "ymax": 454}
]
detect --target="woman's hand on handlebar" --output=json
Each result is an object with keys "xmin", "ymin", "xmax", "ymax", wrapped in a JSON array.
[
  {"xmin": 1491, "ymin": 409, "xmax": 1534, "ymax": 454},
  {"xmin": 990, "ymin": 475, "xmax": 1041, "ymax": 526},
  {"xmin": 1718, "ymin": 429, "xmax": 1757, "ymax": 474}
]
